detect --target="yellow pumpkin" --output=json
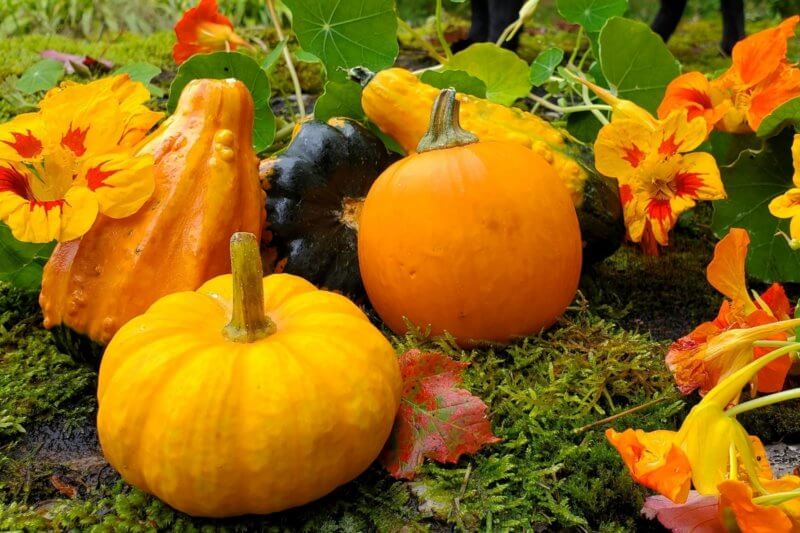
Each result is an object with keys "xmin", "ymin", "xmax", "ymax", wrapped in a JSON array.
[
  {"xmin": 97, "ymin": 232, "xmax": 402, "ymax": 518},
  {"xmin": 40, "ymin": 78, "xmax": 264, "ymax": 357}
]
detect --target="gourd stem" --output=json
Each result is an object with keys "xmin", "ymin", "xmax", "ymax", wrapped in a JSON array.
[
  {"xmin": 223, "ymin": 232, "xmax": 276, "ymax": 343},
  {"xmin": 416, "ymin": 88, "xmax": 478, "ymax": 153}
]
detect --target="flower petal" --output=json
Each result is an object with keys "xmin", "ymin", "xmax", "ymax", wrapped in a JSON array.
[
  {"xmin": 658, "ymin": 109, "xmax": 709, "ymax": 155},
  {"xmin": 0, "ymin": 113, "xmax": 45, "ymax": 160},
  {"xmin": 718, "ymin": 480, "xmax": 794, "ymax": 533},
  {"xmin": 730, "ymin": 15, "xmax": 799, "ymax": 88},
  {"xmin": 77, "ymin": 152, "xmax": 155, "ymax": 218},
  {"xmin": 674, "ymin": 152, "xmax": 725, "ymax": 201},
  {"xmin": 606, "ymin": 428, "xmax": 692, "ymax": 504},
  {"xmin": 594, "ymin": 119, "xmax": 657, "ymax": 179},
  {"xmin": 769, "ymin": 188, "xmax": 800, "ymax": 219},
  {"xmin": 172, "ymin": 0, "xmax": 242, "ymax": 64},
  {"xmin": 0, "ymin": 186, "xmax": 97, "ymax": 243},
  {"xmin": 747, "ymin": 66, "xmax": 800, "ymax": 131},
  {"xmin": 706, "ymin": 228, "xmax": 755, "ymax": 314}
]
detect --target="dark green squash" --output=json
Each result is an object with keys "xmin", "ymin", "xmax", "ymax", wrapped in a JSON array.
[{"xmin": 260, "ymin": 118, "xmax": 398, "ymax": 297}]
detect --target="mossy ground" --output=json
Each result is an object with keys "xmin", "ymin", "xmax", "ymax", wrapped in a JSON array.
[{"xmin": 0, "ymin": 9, "xmax": 797, "ymax": 532}]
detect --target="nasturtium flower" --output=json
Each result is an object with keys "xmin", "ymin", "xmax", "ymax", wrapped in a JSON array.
[
  {"xmin": 608, "ymin": 347, "xmax": 800, "ymax": 504},
  {"xmin": 719, "ymin": 476, "xmax": 800, "ymax": 533},
  {"xmin": 0, "ymin": 75, "xmax": 161, "ymax": 243},
  {"xmin": 667, "ymin": 229, "xmax": 794, "ymax": 395},
  {"xmin": 769, "ymin": 134, "xmax": 800, "ymax": 246},
  {"xmin": 658, "ymin": 16, "xmax": 800, "ymax": 133},
  {"xmin": 588, "ymin": 79, "xmax": 725, "ymax": 251},
  {"xmin": 173, "ymin": 0, "xmax": 248, "ymax": 65}
]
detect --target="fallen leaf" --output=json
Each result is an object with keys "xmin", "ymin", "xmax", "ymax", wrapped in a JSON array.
[
  {"xmin": 50, "ymin": 474, "xmax": 79, "ymax": 499},
  {"xmin": 41, "ymin": 50, "xmax": 113, "ymax": 75},
  {"xmin": 642, "ymin": 492, "xmax": 723, "ymax": 533},
  {"xmin": 380, "ymin": 350, "xmax": 499, "ymax": 479}
]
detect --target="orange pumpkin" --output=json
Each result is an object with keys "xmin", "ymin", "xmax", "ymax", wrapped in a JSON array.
[
  {"xmin": 358, "ymin": 88, "xmax": 582, "ymax": 346},
  {"xmin": 40, "ymin": 78, "xmax": 264, "ymax": 353}
]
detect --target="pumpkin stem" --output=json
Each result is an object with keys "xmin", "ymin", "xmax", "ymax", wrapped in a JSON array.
[
  {"xmin": 223, "ymin": 232, "xmax": 276, "ymax": 343},
  {"xmin": 416, "ymin": 88, "xmax": 478, "ymax": 153}
]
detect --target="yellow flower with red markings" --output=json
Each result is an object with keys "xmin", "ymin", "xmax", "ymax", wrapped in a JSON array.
[
  {"xmin": 0, "ymin": 75, "xmax": 161, "ymax": 243},
  {"xmin": 667, "ymin": 229, "xmax": 795, "ymax": 396},
  {"xmin": 769, "ymin": 134, "xmax": 800, "ymax": 246},
  {"xmin": 172, "ymin": 0, "xmax": 249, "ymax": 65},
  {"xmin": 659, "ymin": 16, "xmax": 800, "ymax": 133},
  {"xmin": 585, "ymin": 78, "xmax": 725, "ymax": 251}
]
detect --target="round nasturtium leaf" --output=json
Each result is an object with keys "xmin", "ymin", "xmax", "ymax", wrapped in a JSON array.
[
  {"xmin": 420, "ymin": 69, "xmax": 487, "ymax": 98},
  {"xmin": 283, "ymin": 0, "xmax": 399, "ymax": 81},
  {"xmin": 557, "ymin": 0, "xmax": 628, "ymax": 32},
  {"xmin": 168, "ymin": 52, "xmax": 275, "ymax": 152},
  {"xmin": 446, "ymin": 43, "xmax": 531, "ymax": 105}
]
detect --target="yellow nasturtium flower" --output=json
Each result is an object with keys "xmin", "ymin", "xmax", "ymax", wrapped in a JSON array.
[
  {"xmin": 607, "ymin": 335, "xmax": 800, "ymax": 504},
  {"xmin": 768, "ymin": 134, "xmax": 800, "ymax": 246},
  {"xmin": 0, "ymin": 75, "xmax": 162, "ymax": 243},
  {"xmin": 583, "ymin": 79, "xmax": 726, "ymax": 252}
]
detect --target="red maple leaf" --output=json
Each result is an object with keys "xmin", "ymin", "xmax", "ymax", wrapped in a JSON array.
[{"xmin": 380, "ymin": 350, "xmax": 500, "ymax": 480}]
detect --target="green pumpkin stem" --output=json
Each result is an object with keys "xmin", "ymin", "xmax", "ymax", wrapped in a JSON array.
[
  {"xmin": 223, "ymin": 232, "xmax": 276, "ymax": 343},
  {"xmin": 416, "ymin": 88, "xmax": 478, "ymax": 153}
]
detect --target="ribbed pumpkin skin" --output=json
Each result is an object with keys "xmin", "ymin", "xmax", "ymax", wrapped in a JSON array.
[
  {"xmin": 40, "ymin": 79, "xmax": 264, "ymax": 345},
  {"xmin": 358, "ymin": 141, "xmax": 582, "ymax": 346},
  {"xmin": 361, "ymin": 68, "xmax": 588, "ymax": 204},
  {"xmin": 97, "ymin": 273, "xmax": 402, "ymax": 518}
]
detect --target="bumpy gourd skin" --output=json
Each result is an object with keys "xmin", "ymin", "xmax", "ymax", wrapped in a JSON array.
[
  {"xmin": 39, "ymin": 79, "xmax": 265, "ymax": 346},
  {"xmin": 260, "ymin": 118, "xmax": 396, "ymax": 297},
  {"xmin": 361, "ymin": 68, "xmax": 588, "ymax": 205},
  {"xmin": 96, "ymin": 273, "xmax": 402, "ymax": 518}
]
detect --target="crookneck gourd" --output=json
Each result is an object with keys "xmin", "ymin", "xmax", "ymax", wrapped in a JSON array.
[
  {"xmin": 97, "ymin": 232, "xmax": 402, "ymax": 518},
  {"xmin": 358, "ymin": 89, "xmax": 583, "ymax": 347},
  {"xmin": 40, "ymin": 79, "xmax": 265, "ymax": 363},
  {"xmin": 259, "ymin": 117, "xmax": 397, "ymax": 297},
  {"xmin": 351, "ymin": 67, "xmax": 624, "ymax": 264}
]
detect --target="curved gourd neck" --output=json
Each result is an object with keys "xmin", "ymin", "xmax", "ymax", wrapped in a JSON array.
[
  {"xmin": 416, "ymin": 88, "xmax": 478, "ymax": 153},
  {"xmin": 223, "ymin": 232, "xmax": 276, "ymax": 343}
]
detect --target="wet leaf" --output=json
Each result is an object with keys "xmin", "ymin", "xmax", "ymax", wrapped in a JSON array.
[{"xmin": 380, "ymin": 350, "xmax": 499, "ymax": 480}]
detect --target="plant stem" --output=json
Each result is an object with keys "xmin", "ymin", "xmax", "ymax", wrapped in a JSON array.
[
  {"xmin": 527, "ymin": 93, "xmax": 611, "ymax": 114},
  {"xmin": 398, "ymin": 17, "xmax": 447, "ymax": 64},
  {"xmin": 495, "ymin": 0, "xmax": 540, "ymax": 46},
  {"xmin": 753, "ymin": 489, "xmax": 800, "ymax": 505},
  {"xmin": 223, "ymin": 232, "xmax": 276, "ymax": 343},
  {"xmin": 567, "ymin": 27, "xmax": 584, "ymax": 67},
  {"xmin": 417, "ymin": 88, "xmax": 478, "ymax": 152},
  {"xmin": 435, "ymin": 0, "xmax": 453, "ymax": 60},
  {"xmin": 572, "ymin": 396, "xmax": 671, "ymax": 434},
  {"xmin": 726, "ymin": 387, "xmax": 800, "ymax": 418},
  {"xmin": 266, "ymin": 0, "xmax": 305, "ymax": 117},
  {"xmin": 581, "ymin": 83, "xmax": 610, "ymax": 124}
]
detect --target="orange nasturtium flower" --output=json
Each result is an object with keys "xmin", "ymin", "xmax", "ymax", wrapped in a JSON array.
[
  {"xmin": 0, "ymin": 75, "xmax": 161, "ymax": 243},
  {"xmin": 658, "ymin": 16, "xmax": 800, "ymax": 134},
  {"xmin": 173, "ymin": 0, "xmax": 248, "ymax": 65},
  {"xmin": 769, "ymin": 134, "xmax": 800, "ymax": 246},
  {"xmin": 586, "ymin": 80, "xmax": 725, "ymax": 252},
  {"xmin": 719, "ymin": 476, "xmax": 800, "ymax": 533},
  {"xmin": 608, "ymin": 345, "xmax": 800, "ymax": 504},
  {"xmin": 667, "ymin": 228, "xmax": 795, "ymax": 396}
]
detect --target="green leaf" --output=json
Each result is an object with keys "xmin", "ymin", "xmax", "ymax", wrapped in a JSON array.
[
  {"xmin": 261, "ymin": 39, "xmax": 288, "ymax": 73},
  {"xmin": 16, "ymin": 59, "xmax": 64, "ymax": 94},
  {"xmin": 294, "ymin": 49, "xmax": 321, "ymax": 63},
  {"xmin": 598, "ymin": 17, "xmax": 680, "ymax": 114},
  {"xmin": 706, "ymin": 131, "xmax": 762, "ymax": 167},
  {"xmin": 557, "ymin": 0, "xmax": 628, "ymax": 32},
  {"xmin": 168, "ymin": 52, "xmax": 275, "ymax": 152},
  {"xmin": 757, "ymin": 96, "xmax": 800, "ymax": 138},
  {"xmin": 446, "ymin": 43, "xmax": 530, "ymax": 105},
  {"xmin": 529, "ymin": 47, "xmax": 564, "ymax": 86},
  {"xmin": 314, "ymin": 80, "xmax": 365, "ymax": 122},
  {"xmin": 113, "ymin": 62, "xmax": 163, "ymax": 97},
  {"xmin": 284, "ymin": 0, "xmax": 398, "ymax": 81},
  {"xmin": 420, "ymin": 69, "xmax": 487, "ymax": 98},
  {"xmin": 567, "ymin": 111, "xmax": 603, "ymax": 143},
  {"xmin": 711, "ymin": 131, "xmax": 800, "ymax": 282},
  {"xmin": 0, "ymin": 223, "xmax": 55, "ymax": 290}
]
